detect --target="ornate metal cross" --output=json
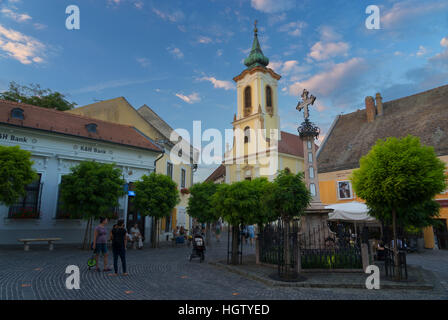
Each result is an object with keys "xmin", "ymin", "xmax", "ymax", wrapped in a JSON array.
[{"xmin": 296, "ymin": 89, "xmax": 316, "ymax": 120}]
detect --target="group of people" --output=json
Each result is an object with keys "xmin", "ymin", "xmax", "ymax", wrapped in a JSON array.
[
  {"xmin": 241, "ymin": 225, "xmax": 256, "ymax": 246},
  {"xmin": 92, "ymin": 217, "xmax": 144, "ymax": 276}
]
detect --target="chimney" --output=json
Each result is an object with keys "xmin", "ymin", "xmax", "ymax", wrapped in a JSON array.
[
  {"xmin": 375, "ymin": 92, "xmax": 383, "ymax": 116},
  {"xmin": 365, "ymin": 96, "xmax": 376, "ymax": 123}
]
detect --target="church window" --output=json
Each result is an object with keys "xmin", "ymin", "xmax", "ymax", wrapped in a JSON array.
[
  {"xmin": 244, "ymin": 126, "xmax": 250, "ymax": 144},
  {"xmin": 244, "ymin": 86, "xmax": 252, "ymax": 115},
  {"xmin": 266, "ymin": 86, "xmax": 272, "ymax": 107}
]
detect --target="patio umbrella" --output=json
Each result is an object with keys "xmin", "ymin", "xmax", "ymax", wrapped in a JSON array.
[{"xmin": 325, "ymin": 201, "xmax": 378, "ymax": 222}]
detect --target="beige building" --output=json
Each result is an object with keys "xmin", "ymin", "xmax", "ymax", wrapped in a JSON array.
[
  {"xmin": 67, "ymin": 97, "xmax": 198, "ymax": 239},
  {"xmin": 317, "ymin": 85, "xmax": 448, "ymax": 249}
]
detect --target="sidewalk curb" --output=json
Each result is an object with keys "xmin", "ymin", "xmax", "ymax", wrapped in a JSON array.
[{"xmin": 209, "ymin": 261, "xmax": 434, "ymax": 290}]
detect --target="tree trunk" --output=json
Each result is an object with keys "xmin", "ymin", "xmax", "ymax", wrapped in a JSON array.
[
  {"xmin": 231, "ymin": 225, "xmax": 240, "ymax": 265},
  {"xmin": 392, "ymin": 209, "xmax": 401, "ymax": 280},
  {"xmin": 151, "ymin": 217, "xmax": 159, "ymax": 249},
  {"xmin": 82, "ymin": 217, "xmax": 90, "ymax": 250},
  {"xmin": 206, "ymin": 222, "xmax": 211, "ymax": 247}
]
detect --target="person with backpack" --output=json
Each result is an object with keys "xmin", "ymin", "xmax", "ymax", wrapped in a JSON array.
[{"xmin": 110, "ymin": 219, "xmax": 128, "ymax": 276}]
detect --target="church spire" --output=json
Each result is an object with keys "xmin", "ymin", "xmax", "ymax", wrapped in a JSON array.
[{"xmin": 244, "ymin": 20, "xmax": 269, "ymax": 69}]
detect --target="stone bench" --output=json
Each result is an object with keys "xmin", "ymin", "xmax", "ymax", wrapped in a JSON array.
[{"xmin": 18, "ymin": 238, "xmax": 62, "ymax": 251}]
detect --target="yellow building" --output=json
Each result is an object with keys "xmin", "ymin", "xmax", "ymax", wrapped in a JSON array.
[
  {"xmin": 317, "ymin": 85, "xmax": 448, "ymax": 249},
  {"xmin": 208, "ymin": 24, "xmax": 309, "ymax": 183},
  {"xmin": 67, "ymin": 97, "xmax": 198, "ymax": 240}
]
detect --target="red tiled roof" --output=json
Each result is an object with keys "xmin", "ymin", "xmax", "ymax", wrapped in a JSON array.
[
  {"xmin": 205, "ymin": 164, "xmax": 225, "ymax": 182},
  {"xmin": 317, "ymin": 84, "xmax": 448, "ymax": 173},
  {"xmin": 278, "ymin": 131, "xmax": 305, "ymax": 157},
  {"xmin": 0, "ymin": 100, "xmax": 162, "ymax": 152}
]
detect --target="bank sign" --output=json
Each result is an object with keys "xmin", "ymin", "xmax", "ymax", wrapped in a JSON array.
[{"xmin": 0, "ymin": 133, "xmax": 32, "ymax": 143}]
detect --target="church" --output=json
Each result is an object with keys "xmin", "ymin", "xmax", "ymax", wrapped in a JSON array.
[{"xmin": 207, "ymin": 23, "xmax": 310, "ymax": 183}]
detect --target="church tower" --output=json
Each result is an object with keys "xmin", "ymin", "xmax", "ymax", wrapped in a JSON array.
[{"xmin": 225, "ymin": 21, "xmax": 282, "ymax": 181}]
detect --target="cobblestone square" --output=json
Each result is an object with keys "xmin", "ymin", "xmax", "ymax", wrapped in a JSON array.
[{"xmin": 1, "ymin": 238, "xmax": 447, "ymax": 300}]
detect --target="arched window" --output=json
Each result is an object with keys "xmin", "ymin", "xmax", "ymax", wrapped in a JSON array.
[
  {"xmin": 244, "ymin": 86, "xmax": 252, "ymax": 116},
  {"xmin": 11, "ymin": 108, "xmax": 24, "ymax": 120},
  {"xmin": 85, "ymin": 123, "xmax": 97, "ymax": 133},
  {"xmin": 266, "ymin": 86, "xmax": 272, "ymax": 107},
  {"xmin": 244, "ymin": 126, "xmax": 250, "ymax": 144}
]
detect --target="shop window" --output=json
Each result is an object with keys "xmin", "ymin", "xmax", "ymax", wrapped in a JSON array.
[
  {"xmin": 8, "ymin": 174, "xmax": 42, "ymax": 219},
  {"xmin": 181, "ymin": 168, "xmax": 186, "ymax": 188},
  {"xmin": 167, "ymin": 162, "xmax": 173, "ymax": 179}
]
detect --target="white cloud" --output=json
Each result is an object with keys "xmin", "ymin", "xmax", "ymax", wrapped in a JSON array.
[
  {"xmin": 134, "ymin": 1, "xmax": 143, "ymax": 9},
  {"xmin": 308, "ymin": 41, "xmax": 350, "ymax": 61},
  {"xmin": 416, "ymin": 45, "xmax": 428, "ymax": 57},
  {"xmin": 167, "ymin": 46, "xmax": 183, "ymax": 59},
  {"xmin": 33, "ymin": 23, "xmax": 47, "ymax": 30},
  {"xmin": 0, "ymin": 24, "xmax": 45, "ymax": 64},
  {"xmin": 251, "ymin": 0, "xmax": 295, "ymax": 13},
  {"xmin": 278, "ymin": 21, "xmax": 306, "ymax": 37},
  {"xmin": 216, "ymin": 49, "xmax": 223, "ymax": 57},
  {"xmin": 382, "ymin": 1, "xmax": 448, "ymax": 28},
  {"xmin": 318, "ymin": 26, "xmax": 342, "ymax": 42},
  {"xmin": 197, "ymin": 36, "xmax": 212, "ymax": 44},
  {"xmin": 199, "ymin": 77, "xmax": 235, "ymax": 90},
  {"xmin": 152, "ymin": 8, "xmax": 184, "ymax": 23},
  {"xmin": 1, "ymin": 7, "xmax": 31, "ymax": 22},
  {"xmin": 175, "ymin": 92, "xmax": 201, "ymax": 104},
  {"xmin": 441, "ymin": 36, "xmax": 448, "ymax": 48},
  {"xmin": 268, "ymin": 60, "xmax": 304, "ymax": 75},
  {"xmin": 289, "ymin": 58, "xmax": 366, "ymax": 96},
  {"xmin": 136, "ymin": 57, "xmax": 150, "ymax": 68}
]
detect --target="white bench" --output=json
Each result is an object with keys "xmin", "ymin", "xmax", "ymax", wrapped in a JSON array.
[{"xmin": 18, "ymin": 238, "xmax": 62, "ymax": 251}]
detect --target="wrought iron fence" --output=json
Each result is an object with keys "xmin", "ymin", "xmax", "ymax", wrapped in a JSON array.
[
  {"xmin": 259, "ymin": 219, "xmax": 300, "ymax": 279},
  {"xmin": 384, "ymin": 248, "xmax": 408, "ymax": 280},
  {"xmin": 299, "ymin": 221, "xmax": 362, "ymax": 270}
]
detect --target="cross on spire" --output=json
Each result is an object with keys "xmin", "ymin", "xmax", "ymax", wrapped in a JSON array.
[{"xmin": 296, "ymin": 89, "xmax": 316, "ymax": 120}]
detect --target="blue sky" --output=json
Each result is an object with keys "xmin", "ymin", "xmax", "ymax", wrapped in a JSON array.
[{"xmin": 1, "ymin": 0, "xmax": 448, "ymax": 181}]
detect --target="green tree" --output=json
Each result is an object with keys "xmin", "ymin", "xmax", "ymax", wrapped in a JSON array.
[
  {"xmin": 351, "ymin": 135, "xmax": 446, "ymax": 279},
  {"xmin": 187, "ymin": 181, "xmax": 220, "ymax": 245},
  {"xmin": 0, "ymin": 81, "xmax": 76, "ymax": 111},
  {"xmin": 212, "ymin": 178, "xmax": 274, "ymax": 264},
  {"xmin": 0, "ymin": 146, "xmax": 37, "ymax": 206},
  {"xmin": 134, "ymin": 172, "xmax": 180, "ymax": 248},
  {"xmin": 265, "ymin": 170, "xmax": 312, "ymax": 278},
  {"xmin": 59, "ymin": 161, "xmax": 125, "ymax": 249}
]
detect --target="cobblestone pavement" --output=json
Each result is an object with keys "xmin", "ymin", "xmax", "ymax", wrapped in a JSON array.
[{"xmin": 0, "ymin": 238, "xmax": 447, "ymax": 300}]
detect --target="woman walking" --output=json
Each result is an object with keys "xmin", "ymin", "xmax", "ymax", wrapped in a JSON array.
[
  {"xmin": 110, "ymin": 219, "xmax": 128, "ymax": 276},
  {"xmin": 92, "ymin": 217, "xmax": 111, "ymax": 272}
]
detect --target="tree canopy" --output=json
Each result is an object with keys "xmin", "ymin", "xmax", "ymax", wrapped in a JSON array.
[
  {"xmin": 211, "ymin": 177, "xmax": 276, "ymax": 226},
  {"xmin": 187, "ymin": 181, "xmax": 220, "ymax": 224},
  {"xmin": 265, "ymin": 170, "xmax": 312, "ymax": 221},
  {"xmin": 0, "ymin": 146, "xmax": 37, "ymax": 206},
  {"xmin": 351, "ymin": 135, "xmax": 446, "ymax": 227},
  {"xmin": 59, "ymin": 161, "xmax": 125, "ymax": 219},
  {"xmin": 0, "ymin": 81, "xmax": 76, "ymax": 111},
  {"xmin": 134, "ymin": 172, "xmax": 180, "ymax": 219}
]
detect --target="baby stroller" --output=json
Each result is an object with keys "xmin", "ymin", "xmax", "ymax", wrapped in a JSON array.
[{"xmin": 190, "ymin": 234, "xmax": 205, "ymax": 262}]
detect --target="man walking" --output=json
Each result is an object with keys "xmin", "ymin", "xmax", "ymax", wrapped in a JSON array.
[{"xmin": 110, "ymin": 219, "xmax": 128, "ymax": 276}]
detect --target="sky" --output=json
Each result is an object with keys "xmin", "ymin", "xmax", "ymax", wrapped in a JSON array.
[{"xmin": 0, "ymin": 0, "xmax": 448, "ymax": 181}]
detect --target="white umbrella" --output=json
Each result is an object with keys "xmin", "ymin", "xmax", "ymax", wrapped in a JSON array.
[{"xmin": 325, "ymin": 201, "xmax": 377, "ymax": 222}]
